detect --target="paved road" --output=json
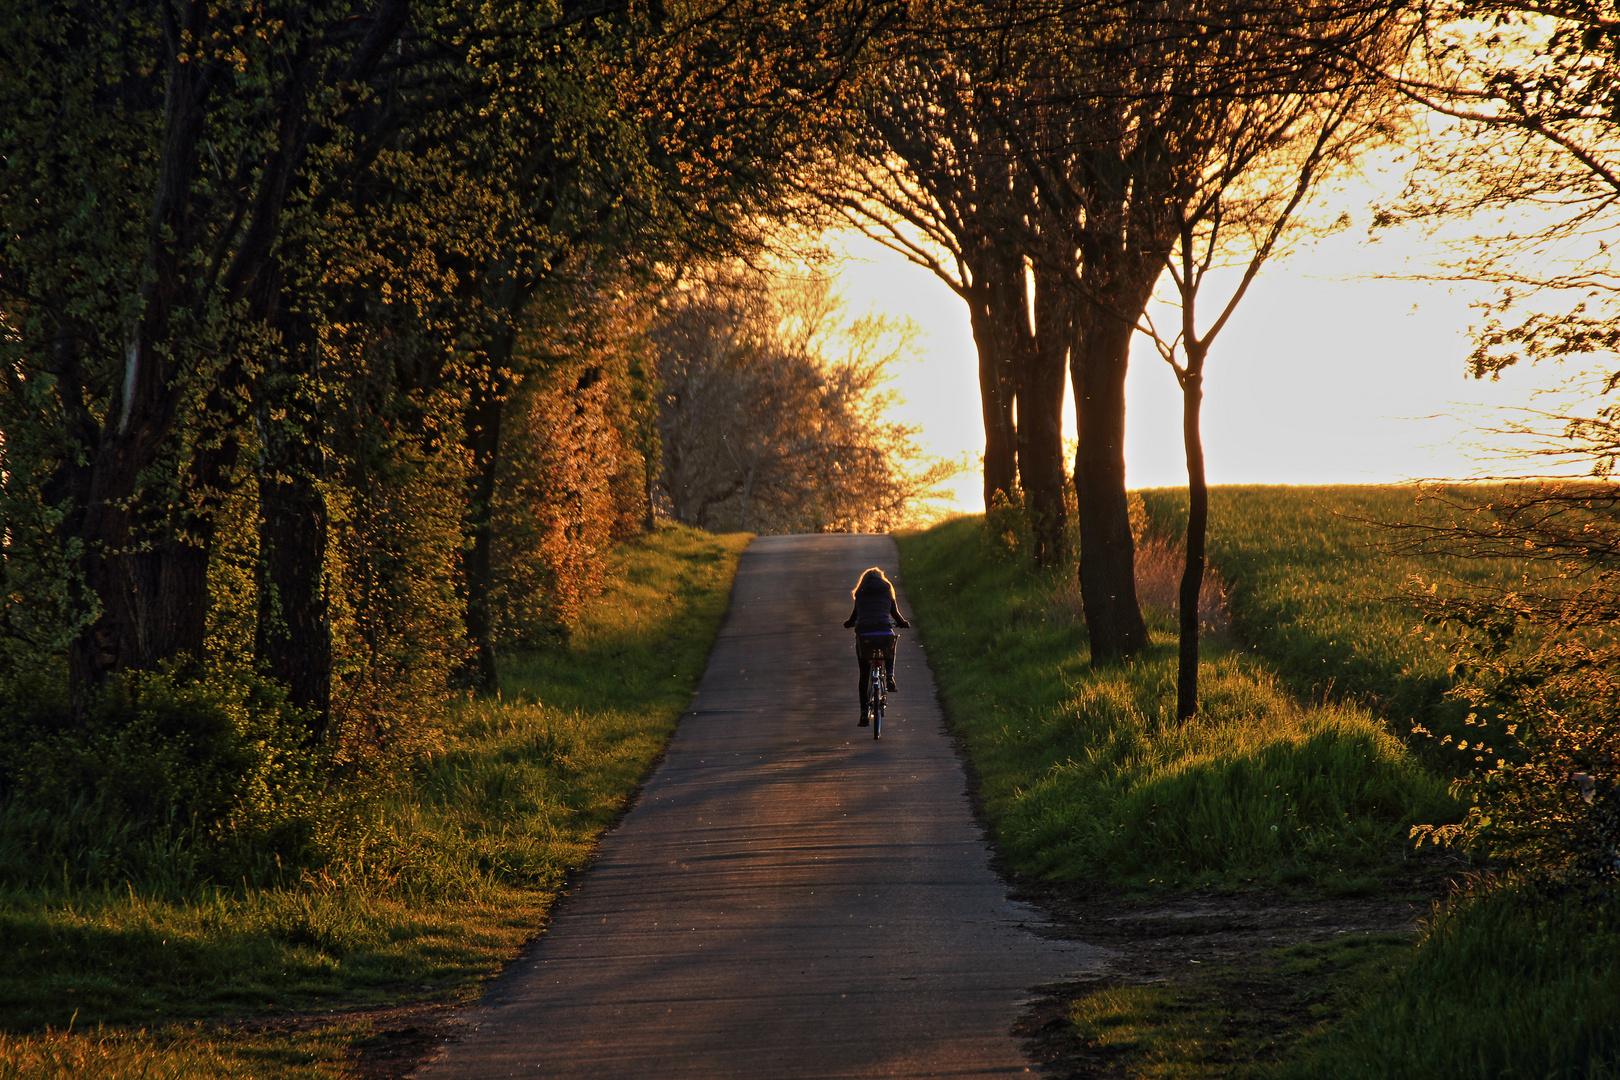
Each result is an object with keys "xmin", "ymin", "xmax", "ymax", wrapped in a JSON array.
[{"xmin": 415, "ymin": 534, "xmax": 1105, "ymax": 1079}]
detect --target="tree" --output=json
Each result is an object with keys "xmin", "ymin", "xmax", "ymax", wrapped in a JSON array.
[
  {"xmin": 1109, "ymin": 1, "xmax": 1400, "ymax": 718},
  {"xmin": 652, "ymin": 265, "xmax": 958, "ymax": 533}
]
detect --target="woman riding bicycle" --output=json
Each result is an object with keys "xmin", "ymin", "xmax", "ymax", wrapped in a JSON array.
[{"xmin": 843, "ymin": 567, "xmax": 910, "ymax": 726}]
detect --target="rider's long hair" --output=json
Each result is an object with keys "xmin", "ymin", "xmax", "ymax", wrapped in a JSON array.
[{"xmin": 851, "ymin": 567, "xmax": 892, "ymax": 598}]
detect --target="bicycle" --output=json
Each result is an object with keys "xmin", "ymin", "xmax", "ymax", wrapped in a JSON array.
[{"xmin": 866, "ymin": 654, "xmax": 887, "ymax": 739}]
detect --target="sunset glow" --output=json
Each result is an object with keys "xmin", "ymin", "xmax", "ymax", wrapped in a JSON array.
[{"xmin": 836, "ymin": 214, "xmax": 1603, "ymax": 513}]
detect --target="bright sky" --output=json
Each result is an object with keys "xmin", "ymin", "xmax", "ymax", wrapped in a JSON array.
[{"xmin": 832, "ymin": 212, "xmax": 1603, "ymax": 513}]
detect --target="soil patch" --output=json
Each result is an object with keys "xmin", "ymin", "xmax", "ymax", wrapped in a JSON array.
[{"xmin": 1011, "ymin": 849, "xmax": 1472, "ymax": 1077}]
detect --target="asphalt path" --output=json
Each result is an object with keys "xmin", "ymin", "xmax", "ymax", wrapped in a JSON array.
[{"xmin": 415, "ymin": 534, "xmax": 1106, "ymax": 1079}]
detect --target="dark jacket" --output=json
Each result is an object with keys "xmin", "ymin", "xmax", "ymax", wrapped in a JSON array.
[{"xmin": 844, "ymin": 582, "xmax": 910, "ymax": 633}]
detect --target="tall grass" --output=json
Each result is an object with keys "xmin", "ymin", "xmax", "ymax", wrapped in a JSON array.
[
  {"xmin": 898, "ymin": 516, "xmax": 1452, "ymax": 888},
  {"xmin": 1276, "ymin": 883, "xmax": 1620, "ymax": 1080},
  {"xmin": 0, "ymin": 523, "xmax": 748, "ymax": 1077}
]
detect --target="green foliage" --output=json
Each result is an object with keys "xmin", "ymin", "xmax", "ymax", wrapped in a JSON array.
[
  {"xmin": 1387, "ymin": 484, "xmax": 1620, "ymax": 887},
  {"xmin": 0, "ymin": 666, "xmax": 322, "ymax": 890},
  {"xmin": 1275, "ymin": 882, "xmax": 1620, "ymax": 1080},
  {"xmin": 0, "ymin": 525, "xmax": 745, "ymax": 1045},
  {"xmin": 982, "ymin": 486, "xmax": 1033, "ymax": 560},
  {"xmin": 1410, "ymin": 686, "xmax": 1620, "ymax": 885},
  {"xmin": 897, "ymin": 516, "xmax": 1453, "ymax": 889}
]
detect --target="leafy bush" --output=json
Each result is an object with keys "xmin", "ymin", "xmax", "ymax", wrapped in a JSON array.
[
  {"xmin": 1391, "ymin": 484, "xmax": 1620, "ymax": 885},
  {"xmin": 0, "ymin": 665, "xmax": 324, "ymax": 890}
]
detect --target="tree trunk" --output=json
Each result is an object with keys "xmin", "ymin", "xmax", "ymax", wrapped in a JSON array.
[
  {"xmin": 1025, "ymin": 264, "xmax": 1070, "ymax": 567},
  {"xmin": 967, "ymin": 288, "xmax": 1018, "ymax": 511},
  {"xmin": 1177, "ymin": 355, "xmax": 1208, "ymax": 721},
  {"xmin": 255, "ymin": 305, "xmax": 332, "ymax": 735},
  {"xmin": 1071, "ymin": 289, "xmax": 1148, "ymax": 663}
]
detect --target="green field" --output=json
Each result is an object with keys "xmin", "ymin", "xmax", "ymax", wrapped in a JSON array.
[
  {"xmin": 899, "ymin": 485, "xmax": 1619, "ymax": 1079},
  {"xmin": 1137, "ymin": 485, "xmax": 1548, "ymax": 770},
  {"xmin": 0, "ymin": 524, "xmax": 749, "ymax": 1079},
  {"xmin": 898, "ymin": 512, "xmax": 1453, "ymax": 891}
]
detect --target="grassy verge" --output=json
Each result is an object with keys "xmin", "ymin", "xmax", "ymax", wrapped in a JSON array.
[
  {"xmin": 897, "ymin": 516, "xmax": 1452, "ymax": 891},
  {"xmin": 904, "ymin": 495, "xmax": 1618, "ymax": 1079},
  {"xmin": 0, "ymin": 523, "xmax": 749, "ymax": 1078},
  {"xmin": 1277, "ymin": 883, "xmax": 1620, "ymax": 1080}
]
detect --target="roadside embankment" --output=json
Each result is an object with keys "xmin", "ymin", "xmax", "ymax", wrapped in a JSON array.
[{"xmin": 900, "ymin": 494, "xmax": 1619, "ymax": 1078}]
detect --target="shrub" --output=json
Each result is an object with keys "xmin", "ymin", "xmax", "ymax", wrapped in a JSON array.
[{"xmin": 0, "ymin": 664, "xmax": 325, "ymax": 890}]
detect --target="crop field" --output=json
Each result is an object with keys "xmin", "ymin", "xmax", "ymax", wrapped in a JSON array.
[{"xmin": 0, "ymin": 525, "xmax": 749, "ymax": 1080}]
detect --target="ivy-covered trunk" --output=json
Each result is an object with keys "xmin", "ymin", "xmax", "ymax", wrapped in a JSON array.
[{"xmin": 64, "ymin": 42, "xmax": 215, "ymax": 711}]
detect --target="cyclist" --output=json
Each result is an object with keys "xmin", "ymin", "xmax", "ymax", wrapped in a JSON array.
[{"xmin": 843, "ymin": 567, "xmax": 910, "ymax": 726}]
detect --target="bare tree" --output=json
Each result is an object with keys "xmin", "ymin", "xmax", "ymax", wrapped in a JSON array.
[{"xmin": 653, "ymin": 266, "xmax": 959, "ymax": 533}]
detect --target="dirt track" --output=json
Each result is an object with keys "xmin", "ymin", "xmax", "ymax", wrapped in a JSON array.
[{"xmin": 411, "ymin": 534, "xmax": 1106, "ymax": 1079}]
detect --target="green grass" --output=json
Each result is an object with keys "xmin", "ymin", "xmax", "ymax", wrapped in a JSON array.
[
  {"xmin": 1137, "ymin": 485, "xmax": 1544, "ymax": 748},
  {"xmin": 1063, "ymin": 933, "xmax": 1415, "ymax": 1080},
  {"xmin": 0, "ymin": 523, "xmax": 749, "ymax": 1078},
  {"xmin": 1276, "ymin": 885, "xmax": 1620, "ymax": 1080},
  {"xmin": 896, "ymin": 515, "xmax": 1454, "ymax": 890}
]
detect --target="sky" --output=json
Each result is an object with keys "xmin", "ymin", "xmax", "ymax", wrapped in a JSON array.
[{"xmin": 830, "ymin": 209, "xmax": 1604, "ymax": 514}]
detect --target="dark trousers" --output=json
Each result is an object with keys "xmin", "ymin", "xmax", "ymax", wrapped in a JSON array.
[{"xmin": 856, "ymin": 633, "xmax": 896, "ymax": 708}]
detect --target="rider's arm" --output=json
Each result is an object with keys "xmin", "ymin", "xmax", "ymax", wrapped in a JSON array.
[
  {"xmin": 889, "ymin": 599, "xmax": 910, "ymax": 628},
  {"xmin": 843, "ymin": 601, "xmax": 858, "ymax": 628}
]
